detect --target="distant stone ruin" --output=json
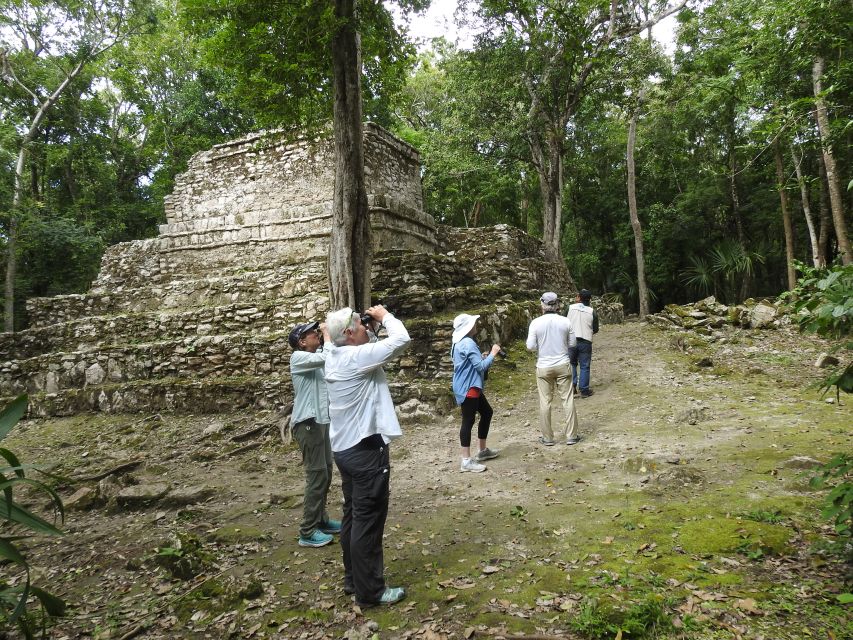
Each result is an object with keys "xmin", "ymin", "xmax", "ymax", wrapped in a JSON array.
[{"xmin": 0, "ymin": 124, "xmax": 614, "ymax": 417}]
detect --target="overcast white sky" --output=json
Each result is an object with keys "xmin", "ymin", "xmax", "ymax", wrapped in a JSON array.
[{"xmin": 393, "ymin": 0, "xmax": 679, "ymax": 55}]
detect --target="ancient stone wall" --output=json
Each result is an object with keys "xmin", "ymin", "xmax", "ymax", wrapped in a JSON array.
[
  {"xmin": 157, "ymin": 123, "xmax": 434, "ymax": 272},
  {"xmin": 1, "ymin": 125, "xmax": 622, "ymax": 417}
]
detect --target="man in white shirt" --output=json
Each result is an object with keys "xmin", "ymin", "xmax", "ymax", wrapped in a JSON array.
[
  {"xmin": 324, "ymin": 305, "xmax": 411, "ymax": 608},
  {"xmin": 526, "ymin": 292, "xmax": 580, "ymax": 445}
]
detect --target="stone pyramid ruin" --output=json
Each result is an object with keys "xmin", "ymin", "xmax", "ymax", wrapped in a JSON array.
[{"xmin": 0, "ymin": 124, "xmax": 589, "ymax": 417}]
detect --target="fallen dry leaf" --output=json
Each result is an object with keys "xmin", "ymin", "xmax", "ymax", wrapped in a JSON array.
[{"xmin": 734, "ymin": 598, "xmax": 761, "ymax": 615}]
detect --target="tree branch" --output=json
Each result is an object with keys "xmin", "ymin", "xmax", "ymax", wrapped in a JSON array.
[
  {"xmin": 631, "ymin": 0, "xmax": 689, "ymax": 38},
  {"xmin": 0, "ymin": 48, "xmax": 41, "ymax": 103}
]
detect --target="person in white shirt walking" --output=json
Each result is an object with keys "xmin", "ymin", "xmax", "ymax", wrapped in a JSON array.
[
  {"xmin": 289, "ymin": 320, "xmax": 341, "ymax": 548},
  {"xmin": 324, "ymin": 305, "xmax": 411, "ymax": 608},
  {"xmin": 526, "ymin": 292, "xmax": 580, "ymax": 445},
  {"xmin": 567, "ymin": 289, "xmax": 599, "ymax": 398}
]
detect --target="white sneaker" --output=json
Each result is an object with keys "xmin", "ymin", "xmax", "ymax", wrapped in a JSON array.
[{"xmin": 460, "ymin": 458, "xmax": 486, "ymax": 473}]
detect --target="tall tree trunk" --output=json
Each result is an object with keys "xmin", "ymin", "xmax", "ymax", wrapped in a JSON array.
[
  {"xmin": 5, "ymin": 141, "xmax": 33, "ymax": 333},
  {"xmin": 818, "ymin": 154, "xmax": 832, "ymax": 265},
  {"xmin": 791, "ymin": 146, "xmax": 821, "ymax": 268},
  {"xmin": 774, "ymin": 141, "xmax": 797, "ymax": 290},
  {"xmin": 531, "ymin": 129, "xmax": 564, "ymax": 261},
  {"xmin": 3, "ymin": 56, "xmax": 86, "ymax": 332},
  {"xmin": 812, "ymin": 57, "xmax": 852, "ymax": 265},
  {"xmin": 728, "ymin": 139, "xmax": 745, "ymax": 247},
  {"xmin": 327, "ymin": 0, "xmax": 371, "ymax": 311},
  {"xmin": 627, "ymin": 96, "xmax": 649, "ymax": 317},
  {"xmin": 2, "ymin": 147, "xmax": 26, "ymax": 333},
  {"xmin": 724, "ymin": 106, "xmax": 751, "ymax": 299},
  {"xmin": 469, "ymin": 200, "xmax": 482, "ymax": 227},
  {"xmin": 729, "ymin": 148, "xmax": 750, "ymax": 301}
]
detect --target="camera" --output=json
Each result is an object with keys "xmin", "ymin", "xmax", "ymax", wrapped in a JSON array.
[{"xmin": 498, "ymin": 348, "xmax": 507, "ymax": 358}]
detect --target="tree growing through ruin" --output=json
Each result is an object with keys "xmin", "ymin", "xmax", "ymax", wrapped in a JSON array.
[{"xmin": 182, "ymin": 0, "xmax": 424, "ymax": 311}]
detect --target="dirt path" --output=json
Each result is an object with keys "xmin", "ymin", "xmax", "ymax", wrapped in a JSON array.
[{"xmin": 6, "ymin": 321, "xmax": 851, "ymax": 639}]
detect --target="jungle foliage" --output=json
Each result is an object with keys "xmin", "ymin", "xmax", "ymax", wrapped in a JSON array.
[
  {"xmin": 0, "ymin": 0, "xmax": 850, "ymax": 322},
  {"xmin": 785, "ymin": 262, "xmax": 853, "ymax": 397},
  {"xmin": 0, "ymin": 395, "xmax": 66, "ymax": 638}
]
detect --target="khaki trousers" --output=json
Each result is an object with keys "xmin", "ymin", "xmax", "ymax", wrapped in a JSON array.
[{"xmin": 535, "ymin": 363, "xmax": 578, "ymax": 441}]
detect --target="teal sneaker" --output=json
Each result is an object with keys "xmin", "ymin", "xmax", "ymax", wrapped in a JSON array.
[
  {"xmin": 357, "ymin": 586, "xmax": 406, "ymax": 608},
  {"xmin": 319, "ymin": 519, "xmax": 342, "ymax": 534},
  {"xmin": 298, "ymin": 530, "xmax": 333, "ymax": 547}
]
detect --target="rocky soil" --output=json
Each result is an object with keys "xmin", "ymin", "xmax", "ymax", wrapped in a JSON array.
[{"xmin": 3, "ymin": 320, "xmax": 851, "ymax": 639}]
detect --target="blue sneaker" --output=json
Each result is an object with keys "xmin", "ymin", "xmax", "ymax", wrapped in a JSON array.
[
  {"xmin": 298, "ymin": 530, "xmax": 333, "ymax": 547},
  {"xmin": 357, "ymin": 586, "xmax": 406, "ymax": 608},
  {"xmin": 319, "ymin": 519, "xmax": 342, "ymax": 534}
]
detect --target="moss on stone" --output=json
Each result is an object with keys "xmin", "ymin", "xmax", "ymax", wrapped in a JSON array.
[{"xmin": 207, "ymin": 524, "xmax": 268, "ymax": 544}]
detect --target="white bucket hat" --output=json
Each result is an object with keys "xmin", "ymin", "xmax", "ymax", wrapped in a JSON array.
[{"xmin": 452, "ymin": 313, "xmax": 480, "ymax": 344}]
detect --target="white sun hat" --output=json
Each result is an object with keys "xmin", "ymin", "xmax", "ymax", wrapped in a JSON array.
[{"xmin": 452, "ymin": 313, "xmax": 480, "ymax": 345}]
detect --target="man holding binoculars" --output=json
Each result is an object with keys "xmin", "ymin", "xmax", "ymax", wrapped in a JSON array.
[{"xmin": 323, "ymin": 305, "xmax": 411, "ymax": 608}]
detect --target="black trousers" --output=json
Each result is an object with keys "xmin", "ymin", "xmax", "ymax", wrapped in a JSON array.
[
  {"xmin": 333, "ymin": 434, "xmax": 390, "ymax": 604},
  {"xmin": 459, "ymin": 393, "xmax": 493, "ymax": 447}
]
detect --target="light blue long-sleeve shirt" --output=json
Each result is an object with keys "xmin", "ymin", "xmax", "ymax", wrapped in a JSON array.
[
  {"xmin": 290, "ymin": 346, "xmax": 331, "ymax": 426},
  {"xmin": 451, "ymin": 336, "xmax": 495, "ymax": 406}
]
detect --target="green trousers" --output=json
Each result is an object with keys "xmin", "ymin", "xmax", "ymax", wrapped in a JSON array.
[{"xmin": 292, "ymin": 419, "xmax": 333, "ymax": 538}]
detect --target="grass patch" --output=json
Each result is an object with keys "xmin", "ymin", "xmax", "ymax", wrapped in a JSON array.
[{"xmin": 678, "ymin": 517, "xmax": 793, "ymax": 557}]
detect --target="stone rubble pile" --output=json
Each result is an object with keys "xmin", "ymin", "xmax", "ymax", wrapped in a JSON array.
[{"xmin": 646, "ymin": 296, "xmax": 790, "ymax": 334}]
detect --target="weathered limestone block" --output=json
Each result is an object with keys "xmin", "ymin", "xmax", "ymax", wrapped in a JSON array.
[
  {"xmin": 594, "ymin": 301, "xmax": 625, "ymax": 325},
  {"xmin": 66, "ymin": 486, "xmax": 99, "ymax": 511},
  {"xmin": 115, "ymin": 483, "xmax": 171, "ymax": 508},
  {"xmin": 749, "ymin": 303, "xmax": 778, "ymax": 329},
  {"xmin": 161, "ymin": 486, "xmax": 217, "ymax": 507},
  {"xmin": 85, "ymin": 363, "xmax": 106, "ymax": 386},
  {"xmin": 90, "ymin": 238, "xmax": 163, "ymax": 293},
  {"xmin": 695, "ymin": 296, "xmax": 728, "ymax": 316}
]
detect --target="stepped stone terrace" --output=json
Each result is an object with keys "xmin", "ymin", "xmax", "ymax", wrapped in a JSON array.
[{"xmin": 0, "ymin": 125, "xmax": 605, "ymax": 417}]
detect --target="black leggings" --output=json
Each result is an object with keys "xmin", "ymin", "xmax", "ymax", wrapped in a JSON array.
[{"xmin": 459, "ymin": 394, "xmax": 493, "ymax": 447}]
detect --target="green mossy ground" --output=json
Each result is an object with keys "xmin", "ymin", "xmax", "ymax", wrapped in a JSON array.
[{"xmin": 4, "ymin": 322, "xmax": 850, "ymax": 639}]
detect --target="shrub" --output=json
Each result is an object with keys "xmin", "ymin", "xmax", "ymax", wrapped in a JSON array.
[
  {"xmin": 789, "ymin": 263, "xmax": 853, "ymax": 338},
  {"xmin": 0, "ymin": 395, "xmax": 66, "ymax": 637},
  {"xmin": 810, "ymin": 453, "xmax": 853, "ymax": 543},
  {"xmin": 785, "ymin": 262, "xmax": 853, "ymax": 399}
]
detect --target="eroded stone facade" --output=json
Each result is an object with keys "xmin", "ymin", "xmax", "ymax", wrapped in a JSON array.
[{"xmin": 0, "ymin": 126, "xmax": 617, "ymax": 417}]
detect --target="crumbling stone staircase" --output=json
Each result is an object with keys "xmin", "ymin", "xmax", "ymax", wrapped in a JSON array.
[{"xmin": 0, "ymin": 127, "xmax": 588, "ymax": 417}]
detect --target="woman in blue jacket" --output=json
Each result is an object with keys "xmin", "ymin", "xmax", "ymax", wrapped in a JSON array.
[{"xmin": 451, "ymin": 314, "xmax": 502, "ymax": 472}]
